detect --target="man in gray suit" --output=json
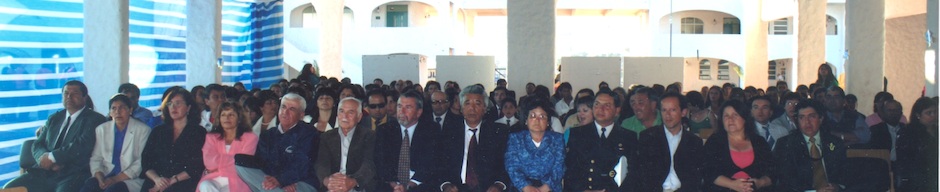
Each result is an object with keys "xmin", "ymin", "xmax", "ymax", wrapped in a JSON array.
[
  {"xmin": 5, "ymin": 80, "xmax": 107, "ymax": 192},
  {"xmin": 316, "ymin": 97, "xmax": 376, "ymax": 191}
]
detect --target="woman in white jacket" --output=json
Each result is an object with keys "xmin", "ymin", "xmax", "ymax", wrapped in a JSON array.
[{"xmin": 80, "ymin": 94, "xmax": 151, "ymax": 192}]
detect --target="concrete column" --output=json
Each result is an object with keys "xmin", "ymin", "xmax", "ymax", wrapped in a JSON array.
[
  {"xmin": 794, "ymin": 0, "xmax": 827, "ymax": 86},
  {"xmin": 311, "ymin": 0, "xmax": 344, "ymax": 78},
  {"xmin": 742, "ymin": 0, "xmax": 768, "ymax": 88},
  {"xmin": 507, "ymin": 0, "xmax": 555, "ymax": 94},
  {"xmin": 927, "ymin": 0, "xmax": 938, "ymax": 97},
  {"xmin": 84, "ymin": 0, "xmax": 128, "ymax": 113},
  {"xmin": 884, "ymin": 0, "xmax": 927, "ymax": 115},
  {"xmin": 186, "ymin": 0, "xmax": 221, "ymax": 88},
  {"xmin": 845, "ymin": 0, "xmax": 885, "ymax": 115}
]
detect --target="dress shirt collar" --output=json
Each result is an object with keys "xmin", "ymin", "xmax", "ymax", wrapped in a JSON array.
[
  {"xmin": 340, "ymin": 126, "xmax": 357, "ymax": 138},
  {"xmin": 400, "ymin": 122, "xmax": 417, "ymax": 141},
  {"xmin": 802, "ymin": 132, "xmax": 821, "ymax": 146},
  {"xmin": 67, "ymin": 107, "xmax": 85, "ymax": 119},
  {"xmin": 465, "ymin": 120, "xmax": 480, "ymax": 142},
  {"xmin": 594, "ymin": 121, "xmax": 613, "ymax": 138},
  {"xmin": 278, "ymin": 122, "xmax": 298, "ymax": 134}
]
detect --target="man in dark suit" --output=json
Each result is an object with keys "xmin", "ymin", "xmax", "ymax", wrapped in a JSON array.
[
  {"xmin": 375, "ymin": 91, "xmax": 441, "ymax": 192},
  {"xmin": 565, "ymin": 90, "xmax": 640, "ymax": 191},
  {"xmin": 317, "ymin": 97, "xmax": 376, "ymax": 191},
  {"xmin": 440, "ymin": 85, "xmax": 511, "ymax": 192},
  {"xmin": 427, "ymin": 90, "xmax": 460, "ymax": 130},
  {"xmin": 869, "ymin": 99, "xmax": 903, "ymax": 158},
  {"xmin": 366, "ymin": 89, "xmax": 396, "ymax": 131},
  {"xmin": 4, "ymin": 80, "xmax": 107, "ymax": 192},
  {"xmin": 774, "ymin": 100, "xmax": 847, "ymax": 192},
  {"xmin": 638, "ymin": 92, "xmax": 704, "ymax": 191}
]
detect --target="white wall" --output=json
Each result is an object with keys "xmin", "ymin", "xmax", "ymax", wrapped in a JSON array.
[
  {"xmin": 362, "ymin": 54, "xmax": 427, "ymax": 84},
  {"xmin": 623, "ymin": 57, "xmax": 684, "ymax": 87},
  {"xmin": 657, "ymin": 10, "xmax": 737, "ymax": 34},
  {"xmin": 560, "ymin": 57, "xmax": 622, "ymax": 90},
  {"xmin": 435, "ymin": 55, "xmax": 495, "ymax": 87}
]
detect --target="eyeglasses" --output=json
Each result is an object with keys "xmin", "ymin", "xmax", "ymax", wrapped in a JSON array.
[
  {"xmin": 431, "ymin": 100, "xmax": 449, "ymax": 105},
  {"xmin": 368, "ymin": 103, "xmax": 387, "ymax": 109},
  {"xmin": 528, "ymin": 114, "xmax": 548, "ymax": 120},
  {"xmin": 168, "ymin": 101, "xmax": 188, "ymax": 108}
]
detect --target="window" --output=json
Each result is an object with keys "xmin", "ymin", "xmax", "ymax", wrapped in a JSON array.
[
  {"xmin": 717, "ymin": 60, "xmax": 731, "ymax": 80},
  {"xmin": 771, "ymin": 18, "xmax": 789, "ymax": 35},
  {"xmin": 723, "ymin": 18, "xmax": 740, "ymax": 34},
  {"xmin": 386, "ymin": 5, "xmax": 408, "ymax": 27},
  {"xmin": 699, "ymin": 59, "xmax": 712, "ymax": 80},
  {"xmin": 302, "ymin": 5, "xmax": 318, "ymax": 28},
  {"xmin": 768, "ymin": 60, "xmax": 777, "ymax": 80},
  {"xmin": 826, "ymin": 15, "xmax": 837, "ymax": 35},
  {"xmin": 681, "ymin": 17, "xmax": 704, "ymax": 34}
]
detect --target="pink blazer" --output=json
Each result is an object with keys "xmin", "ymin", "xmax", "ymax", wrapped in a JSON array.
[{"xmin": 198, "ymin": 132, "xmax": 258, "ymax": 192}]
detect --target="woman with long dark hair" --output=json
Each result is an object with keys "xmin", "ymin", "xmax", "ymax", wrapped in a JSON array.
[
  {"xmin": 198, "ymin": 102, "xmax": 259, "ymax": 192},
  {"xmin": 703, "ymin": 100, "xmax": 774, "ymax": 191},
  {"xmin": 815, "ymin": 63, "xmax": 838, "ymax": 89},
  {"xmin": 311, "ymin": 87, "xmax": 339, "ymax": 132},
  {"xmin": 896, "ymin": 97, "xmax": 938, "ymax": 191},
  {"xmin": 298, "ymin": 63, "xmax": 320, "ymax": 86}
]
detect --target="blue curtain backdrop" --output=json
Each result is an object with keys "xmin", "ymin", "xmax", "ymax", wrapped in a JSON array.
[
  {"xmin": 0, "ymin": 0, "xmax": 85, "ymax": 183},
  {"xmin": 0, "ymin": 0, "xmax": 283, "ymax": 184},
  {"xmin": 222, "ymin": 0, "xmax": 283, "ymax": 90}
]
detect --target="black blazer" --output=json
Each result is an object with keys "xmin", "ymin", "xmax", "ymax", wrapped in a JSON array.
[
  {"xmin": 702, "ymin": 132, "xmax": 775, "ymax": 191},
  {"xmin": 564, "ymin": 123, "xmax": 639, "ymax": 191},
  {"xmin": 868, "ymin": 122, "xmax": 901, "ymax": 150},
  {"xmin": 315, "ymin": 125, "xmax": 376, "ymax": 191},
  {"xmin": 435, "ymin": 111, "xmax": 462, "ymax": 132},
  {"xmin": 438, "ymin": 116, "xmax": 512, "ymax": 191},
  {"xmin": 31, "ymin": 109, "xmax": 107, "ymax": 176},
  {"xmin": 374, "ymin": 119, "xmax": 441, "ymax": 191},
  {"xmin": 773, "ymin": 132, "xmax": 847, "ymax": 192},
  {"xmin": 638, "ymin": 125, "xmax": 705, "ymax": 192}
]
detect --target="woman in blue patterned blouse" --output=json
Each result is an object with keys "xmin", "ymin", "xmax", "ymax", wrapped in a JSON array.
[{"xmin": 505, "ymin": 98, "xmax": 565, "ymax": 192}]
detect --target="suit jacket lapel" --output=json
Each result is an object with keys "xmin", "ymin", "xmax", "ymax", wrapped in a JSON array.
[{"xmin": 330, "ymin": 130, "xmax": 342, "ymax": 170}]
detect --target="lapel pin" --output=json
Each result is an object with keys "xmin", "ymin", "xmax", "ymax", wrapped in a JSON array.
[{"xmin": 829, "ymin": 143, "xmax": 835, "ymax": 151}]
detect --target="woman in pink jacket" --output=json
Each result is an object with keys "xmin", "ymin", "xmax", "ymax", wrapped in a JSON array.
[{"xmin": 198, "ymin": 102, "xmax": 259, "ymax": 192}]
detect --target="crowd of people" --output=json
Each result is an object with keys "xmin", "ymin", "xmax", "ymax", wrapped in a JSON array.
[{"xmin": 3, "ymin": 63, "xmax": 938, "ymax": 192}]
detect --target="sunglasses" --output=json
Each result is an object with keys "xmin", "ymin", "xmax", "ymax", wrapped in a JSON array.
[{"xmin": 368, "ymin": 103, "xmax": 387, "ymax": 109}]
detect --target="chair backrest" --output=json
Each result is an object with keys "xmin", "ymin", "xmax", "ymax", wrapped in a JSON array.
[
  {"xmin": 698, "ymin": 128, "xmax": 715, "ymax": 143},
  {"xmin": 846, "ymin": 149, "xmax": 894, "ymax": 192},
  {"xmin": 847, "ymin": 149, "xmax": 890, "ymax": 162}
]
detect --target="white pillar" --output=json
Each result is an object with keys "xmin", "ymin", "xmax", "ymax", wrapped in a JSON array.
[
  {"xmin": 84, "ymin": 0, "xmax": 128, "ymax": 113},
  {"xmin": 794, "ymin": 0, "xmax": 827, "ymax": 86},
  {"xmin": 845, "ymin": 0, "xmax": 885, "ymax": 115},
  {"xmin": 186, "ymin": 0, "xmax": 222, "ymax": 88},
  {"xmin": 508, "ymin": 0, "xmax": 555, "ymax": 94},
  {"xmin": 929, "ymin": 0, "xmax": 939, "ymax": 97},
  {"xmin": 311, "ymin": 0, "xmax": 344, "ymax": 78},
  {"xmin": 742, "ymin": 0, "xmax": 768, "ymax": 88}
]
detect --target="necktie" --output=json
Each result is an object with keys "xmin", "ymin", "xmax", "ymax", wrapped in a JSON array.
[
  {"xmin": 600, "ymin": 127, "xmax": 608, "ymax": 143},
  {"xmin": 809, "ymin": 137, "xmax": 828, "ymax": 189},
  {"xmin": 398, "ymin": 128, "xmax": 411, "ymax": 185},
  {"xmin": 55, "ymin": 116, "xmax": 72, "ymax": 149},
  {"xmin": 435, "ymin": 117, "xmax": 442, "ymax": 125},
  {"xmin": 506, "ymin": 119, "xmax": 511, "ymax": 126},
  {"xmin": 466, "ymin": 129, "xmax": 479, "ymax": 188},
  {"xmin": 764, "ymin": 125, "xmax": 775, "ymax": 147}
]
